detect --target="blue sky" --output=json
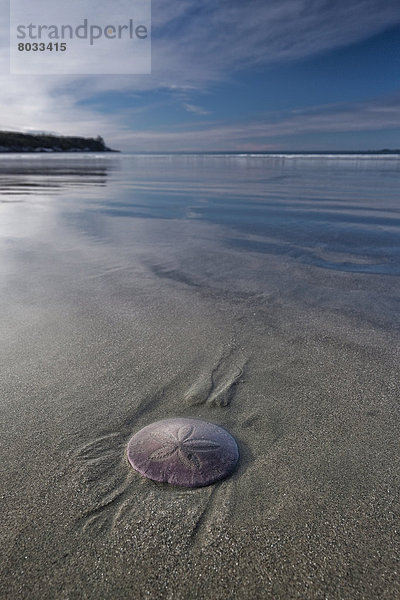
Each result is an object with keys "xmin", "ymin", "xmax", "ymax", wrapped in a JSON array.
[{"xmin": 1, "ymin": 0, "xmax": 400, "ymax": 151}]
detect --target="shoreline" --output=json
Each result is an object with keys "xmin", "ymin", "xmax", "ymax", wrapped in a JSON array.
[{"xmin": 1, "ymin": 154, "xmax": 399, "ymax": 599}]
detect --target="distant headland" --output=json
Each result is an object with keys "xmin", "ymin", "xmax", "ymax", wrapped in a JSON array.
[{"xmin": 0, "ymin": 131, "xmax": 119, "ymax": 153}]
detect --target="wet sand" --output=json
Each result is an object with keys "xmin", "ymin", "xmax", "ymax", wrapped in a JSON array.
[{"xmin": 1, "ymin": 155, "xmax": 400, "ymax": 599}]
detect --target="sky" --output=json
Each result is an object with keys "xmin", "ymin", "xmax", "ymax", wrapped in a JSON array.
[{"xmin": 1, "ymin": 0, "xmax": 400, "ymax": 151}]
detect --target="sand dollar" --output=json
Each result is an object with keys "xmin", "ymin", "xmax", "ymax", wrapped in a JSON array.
[{"xmin": 127, "ymin": 418, "xmax": 239, "ymax": 487}]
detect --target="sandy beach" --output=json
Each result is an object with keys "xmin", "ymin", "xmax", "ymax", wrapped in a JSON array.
[{"xmin": 1, "ymin": 154, "xmax": 400, "ymax": 599}]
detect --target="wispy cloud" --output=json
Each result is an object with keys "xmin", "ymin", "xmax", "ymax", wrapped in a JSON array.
[
  {"xmin": 150, "ymin": 0, "xmax": 400, "ymax": 88},
  {"xmin": 110, "ymin": 95, "xmax": 400, "ymax": 150},
  {"xmin": 183, "ymin": 103, "xmax": 210, "ymax": 116}
]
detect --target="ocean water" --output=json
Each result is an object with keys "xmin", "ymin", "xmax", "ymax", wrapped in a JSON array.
[{"xmin": 1, "ymin": 153, "xmax": 399, "ymax": 324}]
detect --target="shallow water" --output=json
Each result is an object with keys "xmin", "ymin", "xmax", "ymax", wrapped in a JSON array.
[
  {"xmin": 1, "ymin": 153, "xmax": 400, "ymax": 600},
  {"xmin": 1, "ymin": 153, "xmax": 399, "ymax": 328},
  {"xmin": 1, "ymin": 153, "xmax": 399, "ymax": 276}
]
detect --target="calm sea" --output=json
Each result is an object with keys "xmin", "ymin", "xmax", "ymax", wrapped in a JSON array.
[{"xmin": 0, "ymin": 153, "xmax": 399, "ymax": 328}]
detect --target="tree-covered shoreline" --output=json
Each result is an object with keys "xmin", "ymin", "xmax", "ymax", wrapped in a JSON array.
[{"xmin": 0, "ymin": 131, "xmax": 118, "ymax": 153}]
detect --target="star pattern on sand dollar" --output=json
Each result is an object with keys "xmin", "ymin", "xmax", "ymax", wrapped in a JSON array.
[{"xmin": 149, "ymin": 424, "xmax": 220, "ymax": 470}]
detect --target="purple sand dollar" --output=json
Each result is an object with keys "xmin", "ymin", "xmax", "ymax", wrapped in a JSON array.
[{"xmin": 127, "ymin": 418, "xmax": 239, "ymax": 488}]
